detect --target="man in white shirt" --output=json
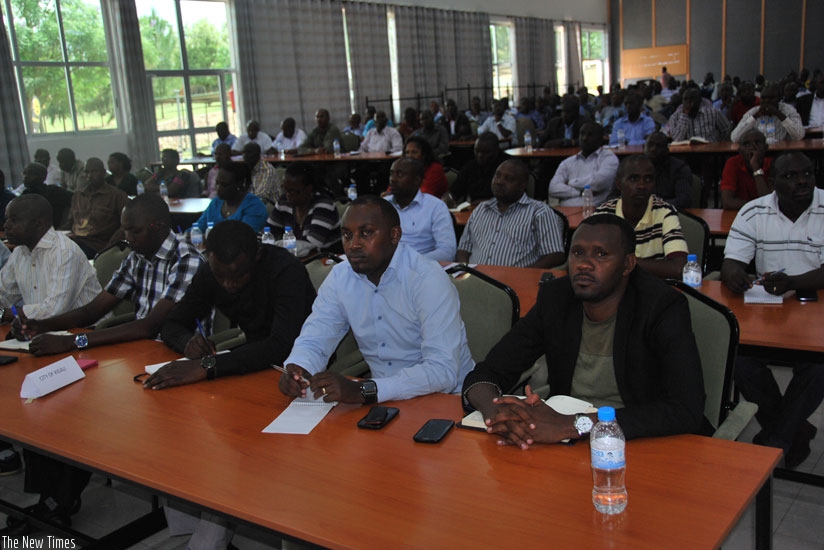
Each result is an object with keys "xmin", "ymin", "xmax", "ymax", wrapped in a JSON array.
[
  {"xmin": 549, "ymin": 122, "xmax": 619, "ymax": 206},
  {"xmin": 232, "ymin": 120, "xmax": 274, "ymax": 154},
  {"xmin": 478, "ymin": 101, "xmax": 517, "ymax": 146},
  {"xmin": 731, "ymin": 84, "xmax": 805, "ymax": 143},
  {"xmin": 274, "ymin": 117, "xmax": 307, "ymax": 153},
  {"xmin": 359, "ymin": 111, "xmax": 403, "ymax": 153}
]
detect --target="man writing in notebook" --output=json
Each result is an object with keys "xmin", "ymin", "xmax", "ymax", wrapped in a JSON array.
[
  {"xmin": 279, "ymin": 195, "xmax": 474, "ymax": 404},
  {"xmin": 721, "ymin": 152, "xmax": 824, "ymax": 468},
  {"xmin": 462, "ymin": 214, "xmax": 705, "ymax": 448}
]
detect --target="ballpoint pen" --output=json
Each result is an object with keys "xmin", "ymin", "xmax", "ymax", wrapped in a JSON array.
[
  {"xmin": 272, "ymin": 364, "xmax": 311, "ymax": 385},
  {"xmin": 753, "ymin": 268, "xmax": 786, "ymax": 285}
]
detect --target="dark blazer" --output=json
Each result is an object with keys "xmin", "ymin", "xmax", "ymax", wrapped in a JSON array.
[{"xmin": 538, "ymin": 116, "xmax": 585, "ymax": 147}]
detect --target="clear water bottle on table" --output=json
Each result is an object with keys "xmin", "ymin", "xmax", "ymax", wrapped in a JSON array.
[
  {"xmin": 333, "ymin": 139, "xmax": 341, "ymax": 159},
  {"xmin": 205, "ymin": 221, "xmax": 215, "ymax": 244},
  {"xmin": 581, "ymin": 184, "xmax": 594, "ymax": 218},
  {"xmin": 136, "ymin": 181, "xmax": 145, "ymax": 196},
  {"xmin": 159, "ymin": 180, "xmax": 169, "ymax": 204},
  {"xmin": 591, "ymin": 406, "xmax": 628, "ymax": 515},
  {"xmin": 282, "ymin": 226, "xmax": 297, "ymax": 255},
  {"xmin": 190, "ymin": 223, "xmax": 204, "ymax": 251},
  {"xmin": 524, "ymin": 130, "xmax": 533, "ymax": 153},
  {"xmin": 347, "ymin": 184, "xmax": 358, "ymax": 202},
  {"xmin": 682, "ymin": 253, "xmax": 702, "ymax": 288},
  {"xmin": 261, "ymin": 226, "xmax": 276, "ymax": 246}
]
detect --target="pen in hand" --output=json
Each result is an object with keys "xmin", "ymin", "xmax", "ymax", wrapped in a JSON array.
[
  {"xmin": 194, "ymin": 318, "xmax": 216, "ymax": 355},
  {"xmin": 272, "ymin": 364, "xmax": 311, "ymax": 385},
  {"xmin": 754, "ymin": 268, "xmax": 786, "ymax": 285},
  {"xmin": 10, "ymin": 306, "xmax": 30, "ymax": 341}
]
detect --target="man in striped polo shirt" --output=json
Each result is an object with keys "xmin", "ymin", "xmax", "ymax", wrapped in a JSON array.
[
  {"xmin": 456, "ymin": 160, "xmax": 565, "ymax": 268},
  {"xmin": 595, "ymin": 155, "xmax": 688, "ymax": 279}
]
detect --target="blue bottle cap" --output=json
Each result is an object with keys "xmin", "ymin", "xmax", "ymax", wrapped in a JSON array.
[
  {"xmin": 597, "ymin": 406, "xmax": 616, "ymax": 422},
  {"xmin": 687, "ymin": 254, "xmax": 697, "ymax": 262}
]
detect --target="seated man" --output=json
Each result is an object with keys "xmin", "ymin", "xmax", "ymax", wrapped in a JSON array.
[
  {"xmin": 274, "ymin": 117, "xmax": 307, "ymax": 153},
  {"xmin": 721, "ymin": 129, "xmax": 773, "ymax": 210},
  {"xmin": 232, "ymin": 119, "xmax": 274, "ymax": 154},
  {"xmin": 477, "ymin": 101, "xmax": 517, "ymax": 146},
  {"xmin": 33, "ymin": 148, "xmax": 60, "ymax": 186},
  {"xmin": 359, "ymin": 110, "xmax": 403, "ymax": 153},
  {"xmin": 444, "ymin": 132, "xmax": 504, "ymax": 207},
  {"xmin": 56, "ymin": 148, "xmax": 86, "ymax": 192},
  {"xmin": 145, "ymin": 149, "xmax": 189, "ymax": 198},
  {"xmin": 68, "ymin": 157, "xmax": 130, "ymax": 258},
  {"xmin": 384, "ymin": 157, "xmax": 455, "ymax": 262},
  {"xmin": 299, "ymin": 108, "xmax": 344, "ymax": 155},
  {"xmin": 279, "ymin": 196, "xmax": 474, "ymax": 404},
  {"xmin": 343, "ymin": 112, "xmax": 363, "ymax": 137},
  {"xmin": 595, "ymin": 156, "xmax": 688, "ymax": 279},
  {"xmin": 413, "ymin": 110, "xmax": 450, "ymax": 157},
  {"xmin": 243, "ymin": 142, "xmax": 280, "ymax": 205},
  {"xmin": 731, "ymin": 84, "xmax": 804, "ymax": 143},
  {"xmin": 539, "ymin": 97, "xmax": 585, "ymax": 148},
  {"xmin": 609, "ymin": 90, "xmax": 656, "ymax": 146},
  {"xmin": 210, "ymin": 121, "xmax": 237, "ymax": 155},
  {"xmin": 151, "ymin": 220, "xmax": 315, "ymax": 390},
  {"xmin": 549, "ymin": 122, "xmax": 619, "ymax": 206},
  {"xmin": 457, "ymin": 160, "xmax": 565, "ymax": 268},
  {"xmin": 663, "ymin": 88, "xmax": 731, "ymax": 143},
  {"xmin": 730, "ymin": 81, "xmax": 760, "ymax": 125},
  {"xmin": 644, "ymin": 131, "xmax": 693, "ymax": 208},
  {"xmin": 442, "ymin": 98, "xmax": 473, "ymax": 139},
  {"xmin": 463, "ymin": 214, "xmax": 705, "ymax": 448},
  {"xmin": 721, "ymin": 152, "xmax": 824, "ymax": 469},
  {"xmin": 22, "ymin": 194, "xmax": 203, "ymax": 355},
  {"xmin": 21, "ymin": 162, "xmax": 73, "ymax": 228}
]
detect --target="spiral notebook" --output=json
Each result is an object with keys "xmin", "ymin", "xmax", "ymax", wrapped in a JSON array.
[
  {"xmin": 744, "ymin": 285, "xmax": 784, "ymax": 304},
  {"xmin": 262, "ymin": 392, "xmax": 338, "ymax": 435}
]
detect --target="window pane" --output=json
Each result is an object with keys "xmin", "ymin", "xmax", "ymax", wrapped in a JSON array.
[
  {"xmin": 189, "ymin": 74, "xmax": 224, "ymax": 129},
  {"xmin": 157, "ymin": 135, "xmax": 190, "ymax": 158},
  {"xmin": 153, "ymin": 76, "xmax": 189, "ymax": 131},
  {"xmin": 62, "ymin": 0, "xmax": 107, "ymax": 62},
  {"xmin": 180, "ymin": 0, "xmax": 231, "ymax": 69},
  {"xmin": 72, "ymin": 66, "xmax": 115, "ymax": 130},
  {"xmin": 21, "ymin": 65, "xmax": 71, "ymax": 133},
  {"xmin": 194, "ymin": 131, "xmax": 213, "ymax": 156},
  {"xmin": 137, "ymin": 0, "xmax": 183, "ymax": 70},
  {"xmin": 8, "ymin": 0, "xmax": 61, "ymax": 61}
]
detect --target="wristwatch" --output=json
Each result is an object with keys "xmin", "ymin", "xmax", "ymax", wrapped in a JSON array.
[
  {"xmin": 201, "ymin": 355, "xmax": 217, "ymax": 380},
  {"xmin": 360, "ymin": 380, "xmax": 378, "ymax": 404},
  {"xmin": 573, "ymin": 414, "xmax": 594, "ymax": 437},
  {"xmin": 752, "ymin": 168, "xmax": 765, "ymax": 177},
  {"xmin": 0, "ymin": 307, "xmax": 5, "ymax": 324},
  {"xmin": 74, "ymin": 333, "xmax": 89, "ymax": 350}
]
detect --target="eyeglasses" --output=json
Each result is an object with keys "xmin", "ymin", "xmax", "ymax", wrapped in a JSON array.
[{"xmin": 779, "ymin": 170, "xmax": 813, "ymax": 181}]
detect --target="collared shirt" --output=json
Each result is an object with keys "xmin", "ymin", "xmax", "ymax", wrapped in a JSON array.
[
  {"xmin": 69, "ymin": 183, "xmax": 129, "ymax": 252},
  {"xmin": 234, "ymin": 132, "xmax": 274, "ymax": 153},
  {"xmin": 549, "ymin": 147, "xmax": 620, "ymax": 206},
  {"xmin": 251, "ymin": 159, "xmax": 281, "ymax": 204},
  {"xmin": 105, "ymin": 231, "xmax": 203, "ymax": 320},
  {"xmin": 457, "ymin": 193, "xmax": 565, "ymax": 267},
  {"xmin": 285, "ymin": 243, "xmax": 475, "ymax": 402},
  {"xmin": 720, "ymin": 155, "xmax": 774, "ymax": 203},
  {"xmin": 730, "ymin": 103, "xmax": 805, "ymax": 143},
  {"xmin": 299, "ymin": 125, "xmax": 344, "ymax": 154},
  {"xmin": 809, "ymin": 96, "xmax": 824, "ymax": 127},
  {"xmin": 267, "ymin": 194, "xmax": 341, "ymax": 251},
  {"xmin": 0, "ymin": 228, "xmax": 101, "ymax": 319},
  {"xmin": 477, "ymin": 113, "xmax": 518, "ymax": 145},
  {"xmin": 60, "ymin": 160, "xmax": 87, "ymax": 192},
  {"xmin": 194, "ymin": 193, "xmax": 268, "ymax": 233},
  {"xmin": 211, "ymin": 134, "xmax": 237, "ymax": 155},
  {"xmin": 596, "ymin": 196, "xmax": 688, "ymax": 260},
  {"xmin": 384, "ymin": 190, "xmax": 456, "ymax": 262},
  {"xmin": 274, "ymin": 129, "xmax": 307, "ymax": 151},
  {"xmin": 610, "ymin": 113, "xmax": 656, "ymax": 146},
  {"xmin": 663, "ymin": 105, "xmax": 731, "ymax": 142},
  {"xmin": 359, "ymin": 126, "xmax": 403, "ymax": 153},
  {"xmin": 724, "ymin": 188, "xmax": 824, "ymax": 277}
]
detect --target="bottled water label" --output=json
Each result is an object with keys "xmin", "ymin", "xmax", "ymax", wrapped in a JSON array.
[
  {"xmin": 591, "ymin": 438, "xmax": 625, "ymax": 469},
  {"xmin": 683, "ymin": 272, "xmax": 702, "ymax": 287}
]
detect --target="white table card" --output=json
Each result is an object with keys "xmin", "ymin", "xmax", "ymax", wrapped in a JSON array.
[{"xmin": 20, "ymin": 356, "xmax": 85, "ymax": 399}]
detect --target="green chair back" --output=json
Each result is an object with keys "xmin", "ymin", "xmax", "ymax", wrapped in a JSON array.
[{"xmin": 678, "ymin": 210, "xmax": 710, "ymax": 275}]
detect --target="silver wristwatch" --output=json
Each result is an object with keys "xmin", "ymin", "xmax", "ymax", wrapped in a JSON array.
[{"xmin": 573, "ymin": 414, "xmax": 594, "ymax": 437}]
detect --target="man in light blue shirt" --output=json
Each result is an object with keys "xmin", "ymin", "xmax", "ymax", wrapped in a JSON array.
[
  {"xmin": 279, "ymin": 196, "xmax": 474, "ymax": 404},
  {"xmin": 384, "ymin": 157, "xmax": 456, "ymax": 262},
  {"xmin": 610, "ymin": 91, "xmax": 656, "ymax": 147}
]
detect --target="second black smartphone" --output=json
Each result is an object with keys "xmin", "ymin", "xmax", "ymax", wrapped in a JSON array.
[
  {"xmin": 413, "ymin": 419, "xmax": 455, "ymax": 443},
  {"xmin": 357, "ymin": 406, "xmax": 399, "ymax": 430}
]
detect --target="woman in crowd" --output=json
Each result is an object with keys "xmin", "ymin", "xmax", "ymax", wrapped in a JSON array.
[
  {"xmin": 145, "ymin": 149, "xmax": 188, "ymax": 197},
  {"xmin": 106, "ymin": 152, "xmax": 139, "ymax": 195},
  {"xmin": 403, "ymin": 136, "xmax": 447, "ymax": 197},
  {"xmin": 266, "ymin": 163, "xmax": 341, "ymax": 256},
  {"xmin": 194, "ymin": 162, "xmax": 267, "ymax": 233}
]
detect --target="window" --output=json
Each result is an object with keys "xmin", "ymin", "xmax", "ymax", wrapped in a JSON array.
[
  {"xmin": 2, "ymin": 0, "xmax": 118, "ymax": 134},
  {"xmin": 581, "ymin": 27, "xmax": 609, "ymax": 92},
  {"xmin": 136, "ymin": 0, "xmax": 239, "ymax": 157},
  {"xmin": 554, "ymin": 24, "xmax": 567, "ymax": 94},
  {"xmin": 490, "ymin": 20, "xmax": 514, "ymax": 100}
]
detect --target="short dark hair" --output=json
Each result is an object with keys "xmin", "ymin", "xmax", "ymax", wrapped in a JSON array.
[
  {"xmin": 24, "ymin": 162, "xmax": 48, "ymax": 182},
  {"xmin": 577, "ymin": 213, "xmax": 636, "ymax": 255},
  {"xmin": 11, "ymin": 194, "xmax": 53, "ymax": 226},
  {"xmin": 284, "ymin": 163, "xmax": 315, "ymax": 187},
  {"xmin": 125, "ymin": 193, "xmax": 170, "ymax": 225},
  {"xmin": 161, "ymin": 148, "xmax": 180, "ymax": 164},
  {"xmin": 205, "ymin": 220, "xmax": 258, "ymax": 264},
  {"xmin": 220, "ymin": 161, "xmax": 252, "ymax": 191},
  {"xmin": 109, "ymin": 152, "xmax": 132, "ymax": 172},
  {"xmin": 476, "ymin": 131, "xmax": 500, "ymax": 149},
  {"xmin": 771, "ymin": 152, "xmax": 812, "ymax": 181},
  {"xmin": 616, "ymin": 155, "xmax": 652, "ymax": 182},
  {"xmin": 394, "ymin": 156, "xmax": 425, "ymax": 180},
  {"xmin": 348, "ymin": 195, "xmax": 400, "ymax": 228}
]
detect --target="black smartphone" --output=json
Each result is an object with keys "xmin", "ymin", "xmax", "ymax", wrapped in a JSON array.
[
  {"xmin": 413, "ymin": 419, "xmax": 455, "ymax": 443},
  {"xmin": 357, "ymin": 406, "xmax": 399, "ymax": 430},
  {"xmin": 796, "ymin": 289, "xmax": 818, "ymax": 302},
  {"xmin": 0, "ymin": 355, "xmax": 18, "ymax": 366}
]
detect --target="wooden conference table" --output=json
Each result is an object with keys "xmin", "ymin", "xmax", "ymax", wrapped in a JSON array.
[{"xmin": 0, "ymin": 339, "xmax": 780, "ymax": 549}]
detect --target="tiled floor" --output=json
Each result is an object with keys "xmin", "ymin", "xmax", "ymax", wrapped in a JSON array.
[{"xmin": 1, "ymin": 365, "xmax": 822, "ymax": 549}]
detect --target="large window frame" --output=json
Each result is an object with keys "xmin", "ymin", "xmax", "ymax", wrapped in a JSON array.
[
  {"xmin": 2, "ymin": 0, "xmax": 120, "ymax": 135},
  {"xmin": 581, "ymin": 26, "xmax": 609, "ymax": 92},
  {"xmin": 490, "ymin": 18, "xmax": 515, "ymax": 101}
]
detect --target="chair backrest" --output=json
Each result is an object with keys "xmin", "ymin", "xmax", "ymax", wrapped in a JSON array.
[
  {"xmin": 690, "ymin": 174, "xmax": 702, "ymax": 208},
  {"xmin": 515, "ymin": 117, "xmax": 535, "ymax": 147},
  {"xmin": 677, "ymin": 209, "xmax": 710, "ymax": 275},
  {"xmin": 93, "ymin": 242, "xmax": 135, "ymax": 319},
  {"xmin": 340, "ymin": 132, "xmax": 360, "ymax": 153},
  {"xmin": 302, "ymin": 252, "xmax": 343, "ymax": 292},
  {"xmin": 668, "ymin": 280, "xmax": 740, "ymax": 431},
  {"xmin": 179, "ymin": 169, "xmax": 203, "ymax": 198},
  {"xmin": 445, "ymin": 166, "xmax": 459, "ymax": 191},
  {"xmin": 446, "ymin": 265, "xmax": 519, "ymax": 363},
  {"xmin": 553, "ymin": 208, "xmax": 571, "ymax": 256}
]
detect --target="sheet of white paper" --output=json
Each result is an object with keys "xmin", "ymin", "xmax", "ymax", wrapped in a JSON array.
[
  {"xmin": 262, "ymin": 393, "xmax": 337, "ymax": 435},
  {"xmin": 0, "ymin": 331, "xmax": 73, "ymax": 352},
  {"xmin": 144, "ymin": 350, "xmax": 229, "ymax": 374},
  {"xmin": 21, "ymin": 356, "xmax": 85, "ymax": 399},
  {"xmin": 744, "ymin": 285, "xmax": 784, "ymax": 304}
]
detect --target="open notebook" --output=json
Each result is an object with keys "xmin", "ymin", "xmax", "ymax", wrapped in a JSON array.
[
  {"xmin": 0, "ymin": 331, "xmax": 73, "ymax": 352},
  {"xmin": 262, "ymin": 392, "xmax": 338, "ymax": 435},
  {"xmin": 744, "ymin": 285, "xmax": 784, "ymax": 304},
  {"xmin": 460, "ymin": 394, "xmax": 598, "ymax": 432}
]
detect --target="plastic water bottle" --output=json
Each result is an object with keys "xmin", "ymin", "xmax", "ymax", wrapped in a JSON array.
[
  {"xmin": 136, "ymin": 181, "xmax": 145, "ymax": 196},
  {"xmin": 190, "ymin": 223, "xmax": 204, "ymax": 251},
  {"xmin": 347, "ymin": 184, "xmax": 358, "ymax": 202},
  {"xmin": 277, "ymin": 139, "xmax": 286, "ymax": 160},
  {"xmin": 682, "ymin": 253, "xmax": 702, "ymax": 288},
  {"xmin": 159, "ymin": 180, "xmax": 169, "ymax": 204},
  {"xmin": 591, "ymin": 406, "xmax": 627, "ymax": 515},
  {"xmin": 333, "ymin": 139, "xmax": 341, "ymax": 159},
  {"xmin": 616, "ymin": 129, "xmax": 626, "ymax": 149},
  {"xmin": 524, "ymin": 130, "xmax": 533, "ymax": 154},
  {"xmin": 205, "ymin": 221, "xmax": 215, "ymax": 244},
  {"xmin": 282, "ymin": 226, "xmax": 297, "ymax": 255},
  {"xmin": 261, "ymin": 226, "xmax": 276, "ymax": 246},
  {"xmin": 582, "ymin": 184, "xmax": 594, "ymax": 218},
  {"xmin": 765, "ymin": 117, "xmax": 777, "ymax": 145}
]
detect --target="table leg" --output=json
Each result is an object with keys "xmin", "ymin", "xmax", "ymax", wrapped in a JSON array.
[{"xmin": 755, "ymin": 476, "xmax": 772, "ymax": 550}]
